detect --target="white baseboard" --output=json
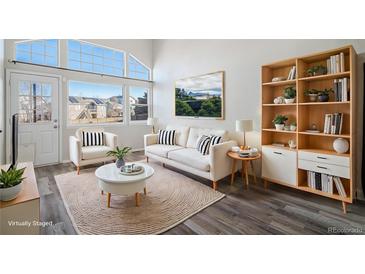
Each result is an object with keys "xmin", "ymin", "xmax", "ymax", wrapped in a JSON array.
[{"xmin": 131, "ymin": 148, "xmax": 144, "ymax": 152}]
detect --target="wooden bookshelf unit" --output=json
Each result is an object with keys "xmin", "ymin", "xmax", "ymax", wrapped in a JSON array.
[{"xmin": 261, "ymin": 45, "xmax": 357, "ymax": 213}]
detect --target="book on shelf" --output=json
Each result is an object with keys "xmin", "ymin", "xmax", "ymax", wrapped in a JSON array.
[
  {"xmin": 287, "ymin": 66, "xmax": 296, "ymax": 80},
  {"xmin": 323, "ymin": 112, "xmax": 343, "ymax": 135},
  {"xmin": 307, "ymin": 171, "xmax": 340, "ymax": 196},
  {"xmin": 333, "ymin": 77, "xmax": 349, "ymax": 102},
  {"xmin": 327, "ymin": 52, "xmax": 346, "ymax": 74}
]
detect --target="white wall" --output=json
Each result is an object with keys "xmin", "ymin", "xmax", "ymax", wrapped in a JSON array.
[
  {"xmin": 4, "ymin": 39, "xmax": 153, "ymax": 163},
  {"xmin": 0, "ymin": 39, "xmax": 4, "ymax": 164},
  {"xmin": 152, "ymin": 39, "xmax": 365, "ymax": 198}
]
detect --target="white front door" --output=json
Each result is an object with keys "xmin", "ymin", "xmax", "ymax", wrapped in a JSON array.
[{"xmin": 10, "ymin": 73, "xmax": 59, "ymax": 166}]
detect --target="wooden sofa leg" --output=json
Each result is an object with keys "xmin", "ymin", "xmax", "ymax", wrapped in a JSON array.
[
  {"xmin": 146, "ymin": 156, "xmax": 149, "ymax": 163},
  {"xmin": 212, "ymin": 181, "xmax": 218, "ymax": 190},
  {"xmin": 162, "ymin": 163, "xmax": 166, "ymax": 168},
  {"xmin": 77, "ymin": 166, "xmax": 80, "ymax": 175}
]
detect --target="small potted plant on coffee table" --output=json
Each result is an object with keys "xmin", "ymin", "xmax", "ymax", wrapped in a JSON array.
[
  {"xmin": 304, "ymin": 89, "xmax": 319, "ymax": 102},
  {"xmin": 272, "ymin": 114, "xmax": 288, "ymax": 131},
  {"xmin": 306, "ymin": 65, "xmax": 327, "ymax": 76},
  {"xmin": 318, "ymin": 88, "xmax": 334, "ymax": 102},
  {"xmin": 0, "ymin": 166, "xmax": 26, "ymax": 201},
  {"xmin": 107, "ymin": 146, "xmax": 132, "ymax": 168},
  {"xmin": 283, "ymin": 86, "xmax": 296, "ymax": 104}
]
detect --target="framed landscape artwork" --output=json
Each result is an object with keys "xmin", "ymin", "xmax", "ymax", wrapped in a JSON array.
[{"xmin": 174, "ymin": 71, "xmax": 224, "ymax": 119}]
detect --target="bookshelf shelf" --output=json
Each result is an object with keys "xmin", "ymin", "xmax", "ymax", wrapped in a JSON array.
[
  {"xmin": 262, "ymin": 79, "xmax": 296, "ymax": 86},
  {"xmin": 298, "ymin": 101, "xmax": 350, "ymax": 106},
  {"xmin": 298, "ymin": 71, "xmax": 350, "ymax": 82},
  {"xmin": 261, "ymin": 45, "xmax": 357, "ymax": 213},
  {"xmin": 298, "ymin": 131, "xmax": 350, "ymax": 138}
]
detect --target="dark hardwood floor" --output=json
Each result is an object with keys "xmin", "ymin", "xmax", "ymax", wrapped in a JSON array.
[{"xmin": 35, "ymin": 151, "xmax": 365, "ymax": 235}]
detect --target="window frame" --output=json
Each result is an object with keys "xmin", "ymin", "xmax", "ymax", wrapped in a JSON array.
[
  {"xmin": 127, "ymin": 53, "xmax": 152, "ymax": 81},
  {"xmin": 66, "ymin": 80, "xmax": 126, "ymax": 127},
  {"xmin": 128, "ymin": 86, "xmax": 152, "ymax": 124},
  {"xmin": 66, "ymin": 39, "xmax": 127, "ymax": 78},
  {"xmin": 14, "ymin": 39, "xmax": 60, "ymax": 67}
]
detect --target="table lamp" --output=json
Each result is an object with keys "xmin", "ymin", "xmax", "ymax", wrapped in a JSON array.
[
  {"xmin": 147, "ymin": 117, "xmax": 158, "ymax": 134},
  {"xmin": 235, "ymin": 119, "xmax": 253, "ymax": 149}
]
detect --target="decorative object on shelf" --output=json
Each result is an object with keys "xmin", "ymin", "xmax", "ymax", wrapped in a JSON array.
[
  {"xmin": 288, "ymin": 139, "xmax": 296, "ymax": 149},
  {"xmin": 106, "ymin": 146, "xmax": 132, "ymax": 168},
  {"xmin": 318, "ymin": 88, "xmax": 334, "ymax": 102},
  {"xmin": 231, "ymin": 146, "xmax": 240, "ymax": 152},
  {"xmin": 304, "ymin": 89, "xmax": 319, "ymax": 102},
  {"xmin": 271, "ymin": 76, "xmax": 286, "ymax": 82},
  {"xmin": 273, "ymin": 96, "xmax": 285, "ymax": 104},
  {"xmin": 147, "ymin": 117, "xmax": 158, "ymax": 134},
  {"xmin": 287, "ymin": 66, "xmax": 296, "ymax": 80},
  {"xmin": 175, "ymin": 71, "xmax": 224, "ymax": 119},
  {"xmin": 290, "ymin": 122, "xmax": 297, "ymax": 131},
  {"xmin": 272, "ymin": 143, "xmax": 285, "ymax": 147},
  {"xmin": 284, "ymin": 125, "xmax": 290, "ymax": 131},
  {"xmin": 0, "ymin": 166, "xmax": 26, "ymax": 201},
  {"xmin": 306, "ymin": 65, "xmax": 327, "ymax": 76},
  {"xmin": 272, "ymin": 114, "xmax": 288, "ymax": 130},
  {"xmin": 333, "ymin": 138, "xmax": 349, "ymax": 154},
  {"xmin": 235, "ymin": 119, "xmax": 253, "ymax": 149},
  {"xmin": 283, "ymin": 86, "xmax": 296, "ymax": 104},
  {"xmin": 249, "ymin": 147, "xmax": 259, "ymax": 157},
  {"xmin": 305, "ymin": 123, "xmax": 320, "ymax": 133}
]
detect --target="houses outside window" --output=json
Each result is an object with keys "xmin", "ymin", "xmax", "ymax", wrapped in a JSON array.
[{"xmin": 129, "ymin": 86, "xmax": 149, "ymax": 121}]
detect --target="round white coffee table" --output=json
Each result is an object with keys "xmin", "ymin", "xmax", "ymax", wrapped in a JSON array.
[{"xmin": 95, "ymin": 162, "xmax": 154, "ymax": 207}]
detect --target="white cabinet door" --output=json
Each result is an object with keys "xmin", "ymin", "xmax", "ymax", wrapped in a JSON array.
[{"xmin": 262, "ymin": 146, "xmax": 297, "ymax": 186}]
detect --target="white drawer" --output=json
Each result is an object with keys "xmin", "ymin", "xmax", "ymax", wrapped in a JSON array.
[
  {"xmin": 298, "ymin": 150, "xmax": 349, "ymax": 167},
  {"xmin": 262, "ymin": 146, "xmax": 297, "ymax": 186},
  {"xmin": 298, "ymin": 159, "xmax": 350, "ymax": 179}
]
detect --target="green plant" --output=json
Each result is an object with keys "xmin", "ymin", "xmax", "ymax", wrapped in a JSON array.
[
  {"xmin": 306, "ymin": 65, "xmax": 327, "ymax": 76},
  {"xmin": 283, "ymin": 86, "xmax": 296, "ymax": 99},
  {"xmin": 304, "ymin": 89, "xmax": 319, "ymax": 96},
  {"xmin": 318, "ymin": 88, "xmax": 334, "ymax": 96},
  {"xmin": 106, "ymin": 146, "xmax": 132, "ymax": 160},
  {"xmin": 272, "ymin": 114, "xmax": 288, "ymax": 125},
  {"xmin": 0, "ymin": 167, "xmax": 26, "ymax": 189}
]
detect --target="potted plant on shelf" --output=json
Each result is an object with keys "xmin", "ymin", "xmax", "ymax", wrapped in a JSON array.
[
  {"xmin": 318, "ymin": 88, "xmax": 334, "ymax": 102},
  {"xmin": 290, "ymin": 122, "xmax": 297, "ymax": 131},
  {"xmin": 283, "ymin": 86, "xmax": 296, "ymax": 104},
  {"xmin": 306, "ymin": 65, "xmax": 327, "ymax": 76},
  {"xmin": 272, "ymin": 114, "xmax": 288, "ymax": 131},
  {"xmin": 106, "ymin": 146, "xmax": 132, "ymax": 168},
  {"xmin": 0, "ymin": 166, "xmax": 26, "ymax": 201},
  {"xmin": 304, "ymin": 89, "xmax": 319, "ymax": 102}
]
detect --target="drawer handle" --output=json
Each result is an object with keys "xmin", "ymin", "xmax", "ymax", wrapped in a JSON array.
[
  {"xmin": 317, "ymin": 165, "xmax": 327, "ymax": 170},
  {"xmin": 317, "ymin": 156, "xmax": 328, "ymax": 160},
  {"xmin": 273, "ymin": 152, "xmax": 282, "ymax": 155}
]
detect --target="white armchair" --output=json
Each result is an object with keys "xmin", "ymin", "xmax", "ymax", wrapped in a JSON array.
[{"xmin": 69, "ymin": 127, "xmax": 117, "ymax": 174}]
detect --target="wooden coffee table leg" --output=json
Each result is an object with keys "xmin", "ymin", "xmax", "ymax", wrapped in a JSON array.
[
  {"xmin": 135, "ymin": 192, "xmax": 140, "ymax": 207},
  {"xmin": 101, "ymin": 190, "xmax": 104, "ymax": 195},
  {"xmin": 241, "ymin": 161, "xmax": 245, "ymax": 184},
  {"xmin": 230, "ymin": 159, "xmax": 236, "ymax": 185},
  {"xmin": 144, "ymin": 187, "xmax": 147, "ymax": 195},
  {"xmin": 107, "ymin": 193, "xmax": 111, "ymax": 208},
  {"xmin": 244, "ymin": 162, "xmax": 249, "ymax": 188},
  {"xmin": 250, "ymin": 161, "xmax": 257, "ymax": 184}
]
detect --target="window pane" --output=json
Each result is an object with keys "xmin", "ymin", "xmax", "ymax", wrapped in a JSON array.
[
  {"xmin": 68, "ymin": 81, "xmax": 123, "ymax": 124},
  {"xmin": 31, "ymin": 41, "xmax": 44, "ymax": 54},
  {"xmin": 46, "ymin": 39, "xmax": 57, "ymax": 48},
  {"xmin": 42, "ymin": 84, "xmax": 52, "ymax": 96},
  {"xmin": 46, "ymin": 46, "xmax": 57, "ymax": 56},
  {"xmin": 15, "ymin": 39, "xmax": 58, "ymax": 66},
  {"xmin": 81, "ymin": 43, "xmax": 93, "ymax": 54},
  {"xmin": 128, "ymin": 55, "xmax": 150, "ymax": 80},
  {"xmin": 68, "ymin": 51, "xmax": 80, "ymax": 61},
  {"xmin": 68, "ymin": 40, "xmax": 80, "ymax": 52},
  {"xmin": 69, "ymin": 60, "xmax": 80, "ymax": 70},
  {"xmin": 15, "ymin": 51, "xmax": 31, "ymax": 62},
  {"xmin": 16, "ymin": 42, "xmax": 30, "ymax": 52},
  {"xmin": 19, "ymin": 81, "xmax": 30, "ymax": 95},
  {"xmin": 45, "ymin": 56, "xmax": 57, "ymax": 66},
  {"xmin": 81, "ymin": 53, "xmax": 92, "ymax": 63},
  {"xmin": 81, "ymin": 62, "xmax": 93, "ymax": 72},
  {"xmin": 129, "ymin": 86, "xmax": 148, "ymax": 121},
  {"xmin": 32, "ymin": 83, "xmax": 42, "ymax": 96}
]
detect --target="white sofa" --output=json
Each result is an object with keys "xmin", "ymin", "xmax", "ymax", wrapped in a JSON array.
[
  {"xmin": 144, "ymin": 125, "xmax": 237, "ymax": 190},
  {"xmin": 69, "ymin": 127, "xmax": 117, "ymax": 174}
]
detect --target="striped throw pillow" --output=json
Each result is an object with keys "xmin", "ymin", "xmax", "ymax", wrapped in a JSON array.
[
  {"xmin": 82, "ymin": 131, "xmax": 104, "ymax": 147},
  {"xmin": 210, "ymin": 135, "xmax": 222, "ymax": 146},
  {"xmin": 196, "ymin": 135, "xmax": 211, "ymax": 155},
  {"xmin": 158, "ymin": 130, "xmax": 176, "ymax": 145}
]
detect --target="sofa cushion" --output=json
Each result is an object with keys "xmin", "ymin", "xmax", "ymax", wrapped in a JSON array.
[
  {"xmin": 166, "ymin": 125, "xmax": 190, "ymax": 147},
  {"xmin": 145, "ymin": 144, "xmax": 183, "ymax": 158},
  {"xmin": 158, "ymin": 129, "xmax": 176, "ymax": 145},
  {"xmin": 81, "ymin": 145, "xmax": 111, "ymax": 160},
  {"xmin": 186, "ymin": 127, "xmax": 227, "ymax": 148},
  {"xmin": 168, "ymin": 148, "xmax": 210, "ymax": 172}
]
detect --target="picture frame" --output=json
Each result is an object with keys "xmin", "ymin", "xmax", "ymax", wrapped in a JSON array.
[{"xmin": 174, "ymin": 71, "xmax": 225, "ymax": 119}]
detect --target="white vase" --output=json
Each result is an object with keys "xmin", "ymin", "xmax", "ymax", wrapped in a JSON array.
[
  {"xmin": 290, "ymin": 125, "xmax": 297, "ymax": 131},
  {"xmin": 284, "ymin": 98, "xmax": 295, "ymax": 104},
  {"xmin": 275, "ymin": 124, "xmax": 284, "ymax": 130},
  {"xmin": 0, "ymin": 183, "xmax": 23, "ymax": 201},
  {"xmin": 333, "ymin": 138, "xmax": 349, "ymax": 154}
]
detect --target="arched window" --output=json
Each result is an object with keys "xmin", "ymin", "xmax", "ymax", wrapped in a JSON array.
[{"xmin": 128, "ymin": 54, "xmax": 151, "ymax": 80}]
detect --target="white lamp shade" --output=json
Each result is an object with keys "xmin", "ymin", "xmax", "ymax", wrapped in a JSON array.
[
  {"xmin": 235, "ymin": 119, "xmax": 253, "ymax": 132},
  {"xmin": 147, "ymin": 117, "xmax": 158, "ymax": 126}
]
